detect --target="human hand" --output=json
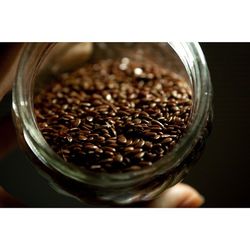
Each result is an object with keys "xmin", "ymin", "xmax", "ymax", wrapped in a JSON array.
[{"xmin": 0, "ymin": 43, "xmax": 204, "ymax": 208}]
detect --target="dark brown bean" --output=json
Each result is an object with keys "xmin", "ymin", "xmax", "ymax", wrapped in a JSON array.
[
  {"xmin": 66, "ymin": 135, "xmax": 73, "ymax": 142},
  {"xmin": 86, "ymin": 116, "xmax": 94, "ymax": 122},
  {"xmin": 133, "ymin": 118, "xmax": 141, "ymax": 124},
  {"xmin": 139, "ymin": 161, "xmax": 152, "ymax": 167},
  {"xmin": 124, "ymin": 146, "xmax": 134, "ymax": 152},
  {"xmin": 96, "ymin": 148, "xmax": 104, "ymax": 154},
  {"xmin": 90, "ymin": 165, "xmax": 101, "ymax": 169},
  {"xmin": 97, "ymin": 136, "xmax": 106, "ymax": 142},
  {"xmin": 149, "ymin": 126, "xmax": 162, "ymax": 132},
  {"xmin": 34, "ymin": 57, "xmax": 192, "ymax": 173},
  {"xmin": 103, "ymin": 146, "xmax": 116, "ymax": 152},
  {"xmin": 84, "ymin": 144, "xmax": 99, "ymax": 150},
  {"xmin": 144, "ymin": 141, "xmax": 153, "ymax": 149},
  {"xmin": 114, "ymin": 154, "xmax": 123, "ymax": 162},
  {"xmin": 117, "ymin": 135, "xmax": 127, "ymax": 144},
  {"xmin": 73, "ymin": 118, "xmax": 81, "ymax": 127},
  {"xmin": 79, "ymin": 135, "xmax": 87, "ymax": 141},
  {"xmin": 130, "ymin": 166, "xmax": 141, "ymax": 171},
  {"xmin": 162, "ymin": 137, "xmax": 173, "ymax": 144},
  {"xmin": 134, "ymin": 139, "xmax": 145, "ymax": 148},
  {"xmin": 125, "ymin": 139, "xmax": 133, "ymax": 146},
  {"xmin": 110, "ymin": 127, "xmax": 117, "ymax": 137},
  {"xmin": 144, "ymin": 131, "xmax": 159, "ymax": 139},
  {"xmin": 134, "ymin": 152, "xmax": 145, "ymax": 159},
  {"xmin": 103, "ymin": 133, "xmax": 111, "ymax": 138},
  {"xmin": 69, "ymin": 128, "xmax": 80, "ymax": 132},
  {"xmin": 103, "ymin": 151, "xmax": 114, "ymax": 158}
]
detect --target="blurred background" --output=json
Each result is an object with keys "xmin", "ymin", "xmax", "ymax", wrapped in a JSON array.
[{"xmin": 0, "ymin": 43, "xmax": 249, "ymax": 207}]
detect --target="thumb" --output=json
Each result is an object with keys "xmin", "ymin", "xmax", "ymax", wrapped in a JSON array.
[
  {"xmin": 0, "ymin": 43, "xmax": 23, "ymax": 101},
  {"xmin": 148, "ymin": 183, "xmax": 205, "ymax": 208}
]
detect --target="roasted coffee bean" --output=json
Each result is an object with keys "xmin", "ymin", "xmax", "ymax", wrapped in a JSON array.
[{"xmin": 34, "ymin": 57, "xmax": 192, "ymax": 173}]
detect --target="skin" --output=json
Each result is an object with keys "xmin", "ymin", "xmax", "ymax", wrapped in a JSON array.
[{"xmin": 0, "ymin": 43, "xmax": 204, "ymax": 208}]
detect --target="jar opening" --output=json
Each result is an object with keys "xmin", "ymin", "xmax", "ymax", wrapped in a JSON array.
[{"xmin": 13, "ymin": 42, "xmax": 212, "ymax": 187}]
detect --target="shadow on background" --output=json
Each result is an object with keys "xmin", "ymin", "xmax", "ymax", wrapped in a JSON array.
[{"xmin": 0, "ymin": 43, "xmax": 250, "ymax": 207}]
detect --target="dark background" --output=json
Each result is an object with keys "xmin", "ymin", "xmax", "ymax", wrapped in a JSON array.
[{"xmin": 0, "ymin": 43, "xmax": 249, "ymax": 207}]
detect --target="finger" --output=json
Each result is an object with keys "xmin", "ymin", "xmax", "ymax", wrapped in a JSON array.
[
  {"xmin": 0, "ymin": 186, "xmax": 25, "ymax": 207},
  {"xmin": 0, "ymin": 43, "xmax": 23, "ymax": 101},
  {"xmin": 42, "ymin": 43, "xmax": 93, "ymax": 74},
  {"xmin": 0, "ymin": 115, "xmax": 17, "ymax": 160},
  {"xmin": 148, "ymin": 183, "xmax": 205, "ymax": 208}
]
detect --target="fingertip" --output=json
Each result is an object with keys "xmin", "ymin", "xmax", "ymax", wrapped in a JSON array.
[
  {"xmin": 177, "ymin": 191, "xmax": 205, "ymax": 208},
  {"xmin": 149, "ymin": 183, "xmax": 205, "ymax": 208}
]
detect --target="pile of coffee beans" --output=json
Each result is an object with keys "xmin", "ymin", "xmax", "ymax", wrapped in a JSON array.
[{"xmin": 34, "ymin": 58, "xmax": 192, "ymax": 173}]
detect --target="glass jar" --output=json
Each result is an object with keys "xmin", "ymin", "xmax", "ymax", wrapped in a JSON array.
[{"xmin": 12, "ymin": 43, "xmax": 212, "ymax": 206}]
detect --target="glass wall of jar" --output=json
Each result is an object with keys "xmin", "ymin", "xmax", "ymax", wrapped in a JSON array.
[{"xmin": 12, "ymin": 43, "xmax": 212, "ymax": 206}]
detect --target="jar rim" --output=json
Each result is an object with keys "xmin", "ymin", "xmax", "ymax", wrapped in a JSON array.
[{"xmin": 13, "ymin": 42, "xmax": 212, "ymax": 187}]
